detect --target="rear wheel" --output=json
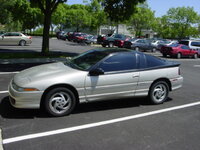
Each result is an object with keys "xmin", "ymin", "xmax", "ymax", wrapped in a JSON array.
[
  {"xmin": 108, "ymin": 42, "xmax": 114, "ymax": 47},
  {"xmin": 149, "ymin": 81, "xmax": 169, "ymax": 104},
  {"xmin": 135, "ymin": 47, "xmax": 140, "ymax": 51},
  {"xmin": 177, "ymin": 53, "xmax": 182, "ymax": 59},
  {"xmin": 44, "ymin": 88, "xmax": 76, "ymax": 117}
]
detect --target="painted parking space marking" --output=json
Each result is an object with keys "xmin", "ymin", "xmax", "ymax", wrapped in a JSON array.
[
  {"xmin": 0, "ymin": 72, "xmax": 19, "ymax": 75},
  {"xmin": 0, "ymin": 91, "xmax": 8, "ymax": 94},
  {"xmin": 194, "ymin": 65, "xmax": 200, "ymax": 67},
  {"xmin": 2, "ymin": 101, "xmax": 200, "ymax": 145}
]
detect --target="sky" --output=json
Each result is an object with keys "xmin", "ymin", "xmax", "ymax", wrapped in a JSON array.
[{"xmin": 66, "ymin": 0, "xmax": 200, "ymax": 17}]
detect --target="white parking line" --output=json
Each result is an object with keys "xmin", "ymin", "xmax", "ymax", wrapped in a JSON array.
[
  {"xmin": 0, "ymin": 72, "xmax": 19, "ymax": 75},
  {"xmin": 2, "ymin": 101, "xmax": 200, "ymax": 145},
  {"xmin": 0, "ymin": 91, "xmax": 8, "ymax": 94},
  {"xmin": 194, "ymin": 65, "xmax": 200, "ymax": 67},
  {"xmin": 0, "ymin": 129, "xmax": 3, "ymax": 150}
]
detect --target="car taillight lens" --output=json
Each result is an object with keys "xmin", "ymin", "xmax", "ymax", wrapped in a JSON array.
[{"xmin": 29, "ymin": 36, "xmax": 32, "ymax": 39}]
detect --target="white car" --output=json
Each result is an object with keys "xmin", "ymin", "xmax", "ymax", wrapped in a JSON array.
[{"xmin": 0, "ymin": 32, "xmax": 32, "ymax": 46}]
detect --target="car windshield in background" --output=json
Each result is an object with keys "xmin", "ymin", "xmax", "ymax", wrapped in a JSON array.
[
  {"xmin": 169, "ymin": 44, "xmax": 179, "ymax": 47},
  {"xmin": 179, "ymin": 41, "xmax": 189, "ymax": 46}
]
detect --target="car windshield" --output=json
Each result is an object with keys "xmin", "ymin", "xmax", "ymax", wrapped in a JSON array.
[
  {"xmin": 169, "ymin": 44, "xmax": 179, "ymax": 47},
  {"xmin": 65, "ymin": 50, "xmax": 108, "ymax": 71}
]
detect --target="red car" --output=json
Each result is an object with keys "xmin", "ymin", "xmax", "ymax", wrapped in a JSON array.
[{"xmin": 160, "ymin": 44, "xmax": 199, "ymax": 59}]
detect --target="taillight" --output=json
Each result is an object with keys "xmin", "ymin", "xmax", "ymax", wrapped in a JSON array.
[{"xmin": 29, "ymin": 36, "xmax": 32, "ymax": 39}]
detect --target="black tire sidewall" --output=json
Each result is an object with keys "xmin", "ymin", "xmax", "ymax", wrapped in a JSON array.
[
  {"xmin": 44, "ymin": 88, "xmax": 76, "ymax": 117},
  {"xmin": 149, "ymin": 81, "xmax": 169, "ymax": 104}
]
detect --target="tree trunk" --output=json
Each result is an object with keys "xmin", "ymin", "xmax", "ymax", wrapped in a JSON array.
[{"xmin": 42, "ymin": 10, "xmax": 51, "ymax": 55}]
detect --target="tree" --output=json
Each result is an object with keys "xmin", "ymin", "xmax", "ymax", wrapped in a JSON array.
[
  {"xmin": 65, "ymin": 4, "xmax": 91, "ymax": 32},
  {"xmin": 127, "ymin": 4, "xmax": 155, "ymax": 37},
  {"xmin": 30, "ymin": 0, "xmax": 67, "ymax": 55},
  {"xmin": 102, "ymin": 0, "xmax": 145, "ymax": 23},
  {"xmin": 167, "ymin": 7, "xmax": 200, "ymax": 39},
  {"xmin": 88, "ymin": 0, "xmax": 107, "ymax": 34}
]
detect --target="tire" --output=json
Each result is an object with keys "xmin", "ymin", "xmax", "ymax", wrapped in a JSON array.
[
  {"xmin": 108, "ymin": 42, "xmax": 114, "ymax": 48},
  {"xmin": 152, "ymin": 48, "xmax": 156, "ymax": 52},
  {"xmin": 19, "ymin": 40, "xmax": 26, "ymax": 46},
  {"xmin": 162, "ymin": 54, "xmax": 167, "ymax": 57},
  {"xmin": 44, "ymin": 88, "xmax": 76, "ymax": 117},
  {"xmin": 102, "ymin": 44, "xmax": 106, "ymax": 47},
  {"xmin": 149, "ymin": 81, "xmax": 169, "ymax": 104},
  {"xmin": 177, "ymin": 53, "xmax": 181, "ymax": 59},
  {"xmin": 135, "ymin": 47, "xmax": 140, "ymax": 51},
  {"xmin": 193, "ymin": 53, "xmax": 198, "ymax": 59}
]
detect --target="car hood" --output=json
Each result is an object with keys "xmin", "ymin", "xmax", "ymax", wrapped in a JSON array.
[{"xmin": 13, "ymin": 62, "xmax": 77, "ymax": 86}]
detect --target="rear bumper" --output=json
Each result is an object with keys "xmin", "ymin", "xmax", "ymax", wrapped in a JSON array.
[{"xmin": 170, "ymin": 76, "xmax": 183, "ymax": 91}]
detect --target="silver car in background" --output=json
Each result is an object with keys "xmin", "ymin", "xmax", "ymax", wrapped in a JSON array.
[
  {"xmin": 0, "ymin": 32, "xmax": 32, "ymax": 46},
  {"xmin": 9, "ymin": 48, "xmax": 183, "ymax": 117}
]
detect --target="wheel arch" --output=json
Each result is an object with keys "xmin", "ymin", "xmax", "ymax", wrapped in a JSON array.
[
  {"xmin": 40, "ymin": 84, "xmax": 80, "ymax": 108},
  {"xmin": 149, "ymin": 78, "xmax": 172, "ymax": 92}
]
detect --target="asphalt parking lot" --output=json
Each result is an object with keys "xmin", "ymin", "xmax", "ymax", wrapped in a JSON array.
[{"xmin": 0, "ymin": 37, "xmax": 200, "ymax": 150}]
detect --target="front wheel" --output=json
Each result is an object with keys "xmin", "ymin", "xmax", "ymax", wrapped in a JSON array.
[
  {"xmin": 177, "ymin": 53, "xmax": 182, "ymax": 59},
  {"xmin": 19, "ymin": 40, "xmax": 26, "ymax": 46},
  {"xmin": 44, "ymin": 88, "xmax": 76, "ymax": 117},
  {"xmin": 149, "ymin": 81, "xmax": 169, "ymax": 104},
  {"xmin": 193, "ymin": 53, "xmax": 198, "ymax": 59}
]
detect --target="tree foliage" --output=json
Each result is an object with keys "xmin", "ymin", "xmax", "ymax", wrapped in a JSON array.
[
  {"xmin": 102, "ymin": 0, "xmax": 145, "ymax": 23},
  {"xmin": 154, "ymin": 7, "xmax": 200, "ymax": 39},
  {"xmin": 127, "ymin": 4, "xmax": 155, "ymax": 37}
]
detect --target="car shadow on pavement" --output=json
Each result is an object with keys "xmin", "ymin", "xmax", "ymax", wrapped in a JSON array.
[
  {"xmin": 0, "ymin": 96, "xmax": 47, "ymax": 119},
  {"xmin": 0, "ymin": 96, "xmax": 172, "ymax": 119}
]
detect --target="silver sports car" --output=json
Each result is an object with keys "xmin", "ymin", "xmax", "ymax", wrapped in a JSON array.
[{"xmin": 9, "ymin": 48, "xmax": 183, "ymax": 116}]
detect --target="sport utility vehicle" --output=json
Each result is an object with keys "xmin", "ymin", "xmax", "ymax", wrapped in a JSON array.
[{"xmin": 179, "ymin": 40, "xmax": 200, "ymax": 55}]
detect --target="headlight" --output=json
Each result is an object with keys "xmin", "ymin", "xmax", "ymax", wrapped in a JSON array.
[{"xmin": 12, "ymin": 81, "xmax": 39, "ymax": 92}]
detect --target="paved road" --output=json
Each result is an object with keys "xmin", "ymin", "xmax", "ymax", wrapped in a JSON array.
[{"xmin": 0, "ymin": 37, "xmax": 200, "ymax": 150}]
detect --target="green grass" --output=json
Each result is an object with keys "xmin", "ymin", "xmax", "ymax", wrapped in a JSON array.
[{"xmin": 0, "ymin": 52, "xmax": 74, "ymax": 59}]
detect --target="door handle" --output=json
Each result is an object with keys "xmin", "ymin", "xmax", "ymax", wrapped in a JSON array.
[{"xmin": 132, "ymin": 74, "xmax": 139, "ymax": 78}]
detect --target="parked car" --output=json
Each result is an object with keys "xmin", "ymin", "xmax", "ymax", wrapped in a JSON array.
[
  {"xmin": 102, "ymin": 34, "xmax": 130, "ymax": 47},
  {"xmin": 9, "ymin": 48, "xmax": 183, "ymax": 117},
  {"xmin": 124, "ymin": 39, "xmax": 157, "ymax": 52},
  {"xmin": 179, "ymin": 40, "xmax": 200, "ymax": 55},
  {"xmin": 0, "ymin": 32, "xmax": 32, "ymax": 46},
  {"xmin": 56, "ymin": 31, "xmax": 65, "ymax": 40},
  {"xmin": 157, "ymin": 40, "xmax": 178, "ymax": 50},
  {"xmin": 114, "ymin": 36, "xmax": 131, "ymax": 48},
  {"xmin": 97, "ymin": 35, "xmax": 106, "ymax": 44},
  {"xmin": 160, "ymin": 44, "xmax": 199, "ymax": 59},
  {"xmin": 84, "ymin": 35, "xmax": 97, "ymax": 45}
]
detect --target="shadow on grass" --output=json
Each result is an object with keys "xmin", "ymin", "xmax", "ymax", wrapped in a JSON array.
[{"xmin": 0, "ymin": 96, "xmax": 172, "ymax": 119}]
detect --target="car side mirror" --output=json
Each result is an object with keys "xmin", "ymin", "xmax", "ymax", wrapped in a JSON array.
[{"xmin": 89, "ymin": 68, "xmax": 104, "ymax": 76}]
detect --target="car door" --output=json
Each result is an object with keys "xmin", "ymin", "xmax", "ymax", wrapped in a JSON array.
[
  {"xmin": 181, "ymin": 45, "xmax": 191, "ymax": 56},
  {"xmin": 85, "ymin": 53, "xmax": 140, "ymax": 102},
  {"xmin": 0, "ymin": 33, "xmax": 11, "ymax": 45}
]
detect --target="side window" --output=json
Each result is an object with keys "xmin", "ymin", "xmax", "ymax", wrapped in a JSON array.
[
  {"xmin": 191, "ymin": 42, "xmax": 200, "ymax": 47},
  {"xmin": 145, "ymin": 55, "xmax": 165, "ymax": 68},
  {"xmin": 181, "ymin": 46, "xmax": 189, "ymax": 50},
  {"xmin": 99, "ymin": 53, "xmax": 137, "ymax": 72}
]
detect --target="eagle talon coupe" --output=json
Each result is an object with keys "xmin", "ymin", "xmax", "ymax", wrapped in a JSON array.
[{"xmin": 9, "ymin": 48, "xmax": 183, "ymax": 117}]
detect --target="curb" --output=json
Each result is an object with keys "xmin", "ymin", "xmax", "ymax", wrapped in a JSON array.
[{"xmin": 0, "ymin": 129, "xmax": 3, "ymax": 150}]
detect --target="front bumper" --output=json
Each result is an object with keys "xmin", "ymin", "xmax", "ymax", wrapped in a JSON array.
[{"xmin": 8, "ymin": 82, "xmax": 43, "ymax": 109}]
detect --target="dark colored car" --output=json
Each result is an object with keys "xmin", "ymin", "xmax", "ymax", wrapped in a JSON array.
[
  {"xmin": 84, "ymin": 35, "xmax": 97, "ymax": 45},
  {"xmin": 160, "ymin": 44, "xmax": 199, "ymax": 59},
  {"xmin": 102, "ymin": 34, "xmax": 130, "ymax": 48},
  {"xmin": 124, "ymin": 39, "xmax": 156, "ymax": 52}
]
